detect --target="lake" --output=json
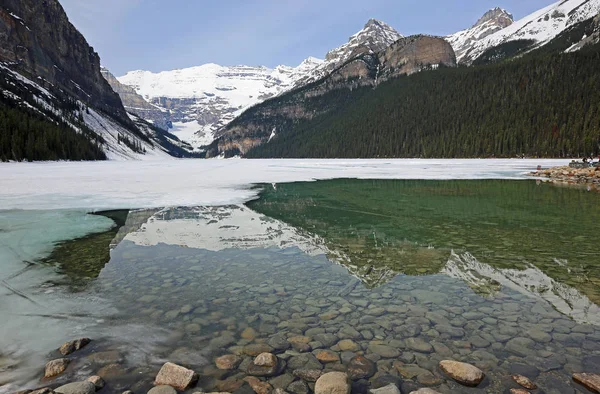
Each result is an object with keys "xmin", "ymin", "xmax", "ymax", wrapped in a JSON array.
[{"xmin": 1, "ymin": 159, "xmax": 599, "ymax": 394}]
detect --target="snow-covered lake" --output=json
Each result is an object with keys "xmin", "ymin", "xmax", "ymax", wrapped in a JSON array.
[{"xmin": 0, "ymin": 158, "xmax": 569, "ymax": 210}]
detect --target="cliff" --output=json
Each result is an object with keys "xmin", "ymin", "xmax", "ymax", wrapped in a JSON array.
[
  {"xmin": 0, "ymin": 0, "xmax": 134, "ymax": 125},
  {"xmin": 101, "ymin": 67, "xmax": 172, "ymax": 131}
]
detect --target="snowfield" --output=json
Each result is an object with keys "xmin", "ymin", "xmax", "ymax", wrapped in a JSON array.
[{"xmin": 0, "ymin": 159, "xmax": 570, "ymax": 211}]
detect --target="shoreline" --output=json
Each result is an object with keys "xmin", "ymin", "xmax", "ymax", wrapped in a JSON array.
[{"xmin": 528, "ymin": 165, "xmax": 600, "ymax": 187}]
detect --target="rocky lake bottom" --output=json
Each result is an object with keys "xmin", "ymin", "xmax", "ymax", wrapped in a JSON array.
[{"xmin": 1, "ymin": 179, "xmax": 600, "ymax": 394}]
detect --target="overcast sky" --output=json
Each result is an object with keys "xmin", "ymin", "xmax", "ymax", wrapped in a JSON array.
[{"xmin": 59, "ymin": 0, "xmax": 553, "ymax": 76}]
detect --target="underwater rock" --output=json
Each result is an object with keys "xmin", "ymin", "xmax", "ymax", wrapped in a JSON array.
[{"xmin": 439, "ymin": 360, "xmax": 485, "ymax": 387}]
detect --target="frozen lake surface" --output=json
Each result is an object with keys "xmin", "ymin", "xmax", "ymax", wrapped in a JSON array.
[{"xmin": 0, "ymin": 159, "xmax": 569, "ymax": 210}]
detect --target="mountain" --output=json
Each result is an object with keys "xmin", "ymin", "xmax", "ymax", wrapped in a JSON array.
[
  {"xmin": 292, "ymin": 19, "xmax": 403, "ymax": 88},
  {"xmin": 114, "ymin": 19, "xmax": 403, "ymax": 150},
  {"xmin": 240, "ymin": 33, "xmax": 600, "ymax": 159},
  {"xmin": 450, "ymin": 0, "xmax": 600, "ymax": 64},
  {"xmin": 0, "ymin": 0, "xmax": 193, "ymax": 161},
  {"xmin": 116, "ymin": 59, "xmax": 323, "ymax": 149},
  {"xmin": 210, "ymin": 35, "xmax": 456, "ymax": 157},
  {"xmin": 446, "ymin": 7, "xmax": 515, "ymax": 63},
  {"xmin": 101, "ymin": 67, "xmax": 172, "ymax": 132}
]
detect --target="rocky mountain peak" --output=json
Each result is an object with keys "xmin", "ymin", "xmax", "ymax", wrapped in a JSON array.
[
  {"xmin": 473, "ymin": 7, "xmax": 514, "ymax": 29},
  {"xmin": 325, "ymin": 18, "xmax": 403, "ymax": 63}
]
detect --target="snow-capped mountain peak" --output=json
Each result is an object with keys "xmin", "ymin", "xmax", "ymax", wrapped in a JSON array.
[
  {"xmin": 473, "ymin": 7, "xmax": 514, "ymax": 29},
  {"xmin": 448, "ymin": 0, "xmax": 600, "ymax": 64},
  {"xmin": 292, "ymin": 18, "xmax": 403, "ymax": 88},
  {"xmin": 325, "ymin": 18, "xmax": 403, "ymax": 63},
  {"xmin": 116, "ymin": 58, "xmax": 325, "ymax": 149},
  {"xmin": 115, "ymin": 18, "xmax": 403, "ymax": 149},
  {"xmin": 446, "ymin": 7, "xmax": 515, "ymax": 63}
]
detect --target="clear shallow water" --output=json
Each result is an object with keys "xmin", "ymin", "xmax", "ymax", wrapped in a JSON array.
[{"xmin": 1, "ymin": 179, "xmax": 599, "ymax": 394}]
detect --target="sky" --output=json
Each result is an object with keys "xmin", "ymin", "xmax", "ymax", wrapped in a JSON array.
[{"xmin": 59, "ymin": 0, "xmax": 554, "ymax": 76}]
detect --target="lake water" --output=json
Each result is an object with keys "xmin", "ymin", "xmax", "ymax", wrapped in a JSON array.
[{"xmin": 1, "ymin": 174, "xmax": 599, "ymax": 394}]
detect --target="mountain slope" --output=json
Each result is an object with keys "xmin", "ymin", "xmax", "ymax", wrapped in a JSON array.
[
  {"xmin": 292, "ymin": 19, "xmax": 403, "ymax": 88},
  {"xmin": 446, "ymin": 7, "xmax": 515, "ymax": 63},
  {"xmin": 0, "ymin": 0, "xmax": 192, "ymax": 161},
  {"xmin": 117, "ymin": 60, "xmax": 323, "ymax": 149},
  {"xmin": 209, "ymin": 35, "xmax": 456, "ymax": 157},
  {"xmin": 115, "ymin": 19, "xmax": 403, "ymax": 149},
  {"xmin": 453, "ymin": 0, "xmax": 600, "ymax": 64},
  {"xmin": 101, "ymin": 67, "xmax": 171, "ymax": 132},
  {"xmin": 243, "ymin": 37, "xmax": 600, "ymax": 159}
]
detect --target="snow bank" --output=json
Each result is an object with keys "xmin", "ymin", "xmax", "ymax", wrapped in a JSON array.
[{"xmin": 0, "ymin": 159, "xmax": 570, "ymax": 211}]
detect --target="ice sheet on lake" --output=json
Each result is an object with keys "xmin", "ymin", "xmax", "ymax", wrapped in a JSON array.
[{"xmin": 0, "ymin": 159, "xmax": 569, "ymax": 211}]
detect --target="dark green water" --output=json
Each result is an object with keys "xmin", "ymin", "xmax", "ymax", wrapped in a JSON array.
[{"xmin": 249, "ymin": 179, "xmax": 600, "ymax": 303}]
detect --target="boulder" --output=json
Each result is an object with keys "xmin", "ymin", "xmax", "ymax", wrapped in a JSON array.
[
  {"xmin": 54, "ymin": 382, "xmax": 95, "ymax": 394},
  {"xmin": 408, "ymin": 389, "xmax": 441, "ymax": 394},
  {"xmin": 59, "ymin": 338, "xmax": 91, "ymax": 356},
  {"xmin": 216, "ymin": 354, "xmax": 243, "ymax": 370},
  {"xmin": 347, "ymin": 356, "xmax": 376, "ymax": 380},
  {"xmin": 315, "ymin": 372, "xmax": 350, "ymax": 394},
  {"xmin": 573, "ymin": 373, "xmax": 600, "ymax": 393},
  {"xmin": 512, "ymin": 374, "xmax": 537, "ymax": 390},
  {"xmin": 85, "ymin": 376, "xmax": 105, "ymax": 391},
  {"xmin": 148, "ymin": 386, "xmax": 177, "ymax": 394},
  {"xmin": 439, "ymin": 360, "xmax": 484, "ymax": 387},
  {"xmin": 45, "ymin": 358, "xmax": 70, "ymax": 378},
  {"xmin": 154, "ymin": 362, "xmax": 199, "ymax": 391},
  {"xmin": 58, "ymin": 338, "xmax": 92, "ymax": 356},
  {"xmin": 369, "ymin": 384, "xmax": 400, "ymax": 394}
]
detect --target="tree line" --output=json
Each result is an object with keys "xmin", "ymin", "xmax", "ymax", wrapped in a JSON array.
[{"xmin": 246, "ymin": 42, "xmax": 600, "ymax": 158}]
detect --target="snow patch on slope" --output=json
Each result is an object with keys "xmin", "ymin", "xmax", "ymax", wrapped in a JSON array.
[{"xmin": 453, "ymin": 0, "xmax": 600, "ymax": 63}]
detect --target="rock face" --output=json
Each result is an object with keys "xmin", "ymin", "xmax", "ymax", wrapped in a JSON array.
[
  {"xmin": 213, "ymin": 34, "xmax": 455, "ymax": 157},
  {"xmin": 0, "ymin": 0, "xmax": 130, "ymax": 124},
  {"xmin": 315, "ymin": 372, "xmax": 351, "ymax": 394},
  {"xmin": 154, "ymin": 362, "xmax": 199, "ymax": 391},
  {"xmin": 294, "ymin": 19, "xmax": 402, "ymax": 88},
  {"xmin": 439, "ymin": 360, "xmax": 485, "ymax": 387},
  {"xmin": 101, "ymin": 68, "xmax": 171, "ymax": 131}
]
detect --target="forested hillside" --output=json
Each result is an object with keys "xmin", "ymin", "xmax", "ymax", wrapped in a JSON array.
[{"xmin": 246, "ymin": 42, "xmax": 600, "ymax": 158}]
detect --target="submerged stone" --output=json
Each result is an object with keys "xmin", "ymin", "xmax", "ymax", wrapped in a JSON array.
[{"xmin": 439, "ymin": 360, "xmax": 485, "ymax": 387}]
